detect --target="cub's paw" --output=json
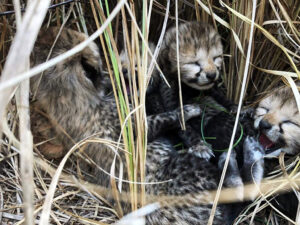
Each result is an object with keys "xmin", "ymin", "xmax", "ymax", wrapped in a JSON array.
[
  {"xmin": 241, "ymin": 107, "xmax": 255, "ymax": 119},
  {"xmin": 243, "ymin": 136, "xmax": 264, "ymax": 164},
  {"xmin": 188, "ymin": 143, "xmax": 214, "ymax": 160},
  {"xmin": 218, "ymin": 150, "xmax": 237, "ymax": 170},
  {"xmin": 229, "ymin": 105, "xmax": 255, "ymax": 117},
  {"xmin": 218, "ymin": 151, "xmax": 244, "ymax": 200},
  {"xmin": 243, "ymin": 136, "xmax": 265, "ymax": 200},
  {"xmin": 181, "ymin": 104, "xmax": 201, "ymax": 121},
  {"xmin": 229, "ymin": 105, "xmax": 238, "ymax": 114}
]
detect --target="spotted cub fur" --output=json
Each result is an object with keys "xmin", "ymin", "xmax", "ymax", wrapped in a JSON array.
[
  {"xmin": 30, "ymin": 27, "xmax": 201, "ymax": 182},
  {"xmin": 154, "ymin": 22, "xmax": 224, "ymax": 159},
  {"xmin": 160, "ymin": 21, "xmax": 223, "ymax": 91},
  {"xmin": 30, "ymin": 27, "xmax": 264, "ymax": 225}
]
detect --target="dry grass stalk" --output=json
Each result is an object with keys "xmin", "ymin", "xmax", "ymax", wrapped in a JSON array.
[
  {"xmin": 89, "ymin": 0, "xmax": 125, "ymax": 215},
  {"xmin": 92, "ymin": 0, "xmax": 137, "ymax": 212},
  {"xmin": 0, "ymin": 0, "xmax": 51, "ymax": 134},
  {"xmin": 16, "ymin": 78, "xmax": 34, "ymax": 225},
  {"xmin": 38, "ymin": 136, "xmax": 125, "ymax": 225},
  {"xmin": 35, "ymin": 153, "xmax": 300, "ymax": 215},
  {"xmin": 175, "ymin": 0, "xmax": 186, "ymax": 130},
  {"xmin": 1, "ymin": 1, "xmax": 51, "ymax": 225},
  {"xmin": 207, "ymin": 0, "xmax": 258, "ymax": 223},
  {"xmin": 14, "ymin": 2, "xmax": 34, "ymax": 224}
]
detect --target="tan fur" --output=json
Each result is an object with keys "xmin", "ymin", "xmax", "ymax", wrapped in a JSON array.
[
  {"xmin": 205, "ymin": 58, "xmax": 215, "ymax": 73},
  {"xmin": 31, "ymin": 106, "xmax": 65, "ymax": 158},
  {"xmin": 31, "ymin": 27, "xmax": 122, "ymax": 185}
]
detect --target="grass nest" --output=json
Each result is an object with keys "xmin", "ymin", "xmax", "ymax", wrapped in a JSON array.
[{"xmin": 0, "ymin": 0, "xmax": 300, "ymax": 224}]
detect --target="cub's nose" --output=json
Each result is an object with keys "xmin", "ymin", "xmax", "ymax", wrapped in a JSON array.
[
  {"xmin": 206, "ymin": 72, "xmax": 216, "ymax": 81},
  {"xmin": 259, "ymin": 119, "xmax": 272, "ymax": 130}
]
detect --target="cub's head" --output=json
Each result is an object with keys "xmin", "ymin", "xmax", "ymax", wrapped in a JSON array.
[
  {"xmin": 120, "ymin": 42, "xmax": 157, "ymax": 77},
  {"xmin": 160, "ymin": 21, "xmax": 223, "ymax": 90},
  {"xmin": 254, "ymin": 86, "xmax": 300, "ymax": 155},
  {"xmin": 119, "ymin": 42, "xmax": 159, "ymax": 94},
  {"xmin": 31, "ymin": 27, "xmax": 107, "ymax": 100}
]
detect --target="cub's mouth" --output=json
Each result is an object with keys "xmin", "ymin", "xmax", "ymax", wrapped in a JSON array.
[
  {"xmin": 199, "ymin": 83, "xmax": 215, "ymax": 90},
  {"xmin": 259, "ymin": 132, "xmax": 285, "ymax": 154},
  {"xmin": 186, "ymin": 78, "xmax": 216, "ymax": 85},
  {"xmin": 184, "ymin": 80, "xmax": 215, "ymax": 90}
]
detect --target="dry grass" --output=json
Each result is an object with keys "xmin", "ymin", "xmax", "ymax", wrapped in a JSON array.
[{"xmin": 0, "ymin": 0, "xmax": 300, "ymax": 224}]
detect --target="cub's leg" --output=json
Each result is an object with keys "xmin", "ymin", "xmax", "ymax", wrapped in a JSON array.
[
  {"xmin": 218, "ymin": 136, "xmax": 265, "ymax": 224},
  {"xmin": 146, "ymin": 104, "xmax": 201, "ymax": 142},
  {"xmin": 241, "ymin": 136, "xmax": 264, "ymax": 191},
  {"xmin": 145, "ymin": 138, "xmax": 226, "ymax": 225},
  {"xmin": 218, "ymin": 150, "xmax": 244, "ymax": 201},
  {"xmin": 159, "ymin": 81, "xmax": 214, "ymax": 159}
]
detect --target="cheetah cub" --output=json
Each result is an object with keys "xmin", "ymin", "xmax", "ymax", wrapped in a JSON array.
[
  {"xmin": 30, "ymin": 27, "xmax": 262, "ymax": 225},
  {"xmin": 119, "ymin": 42, "xmax": 165, "ymax": 116},
  {"xmin": 254, "ymin": 85, "xmax": 300, "ymax": 156},
  {"xmin": 160, "ymin": 21, "xmax": 222, "ymax": 91},
  {"xmin": 253, "ymin": 85, "xmax": 300, "ymax": 220},
  {"xmin": 30, "ymin": 26, "xmax": 204, "ymax": 183},
  {"xmin": 154, "ymin": 21, "xmax": 223, "ymax": 159}
]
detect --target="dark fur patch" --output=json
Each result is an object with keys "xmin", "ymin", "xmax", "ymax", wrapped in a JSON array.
[
  {"xmin": 81, "ymin": 57, "xmax": 101, "ymax": 89},
  {"xmin": 187, "ymin": 78, "xmax": 199, "ymax": 83}
]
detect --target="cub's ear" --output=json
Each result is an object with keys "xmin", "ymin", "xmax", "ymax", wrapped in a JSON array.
[
  {"xmin": 35, "ymin": 27, "xmax": 60, "ymax": 45},
  {"xmin": 81, "ymin": 57, "xmax": 102, "ymax": 88}
]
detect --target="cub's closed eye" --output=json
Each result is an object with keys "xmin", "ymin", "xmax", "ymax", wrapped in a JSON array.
[
  {"xmin": 189, "ymin": 62, "xmax": 200, "ymax": 66},
  {"xmin": 186, "ymin": 62, "xmax": 201, "ymax": 67},
  {"xmin": 213, "ymin": 56, "xmax": 222, "ymax": 61},
  {"xmin": 258, "ymin": 106, "xmax": 269, "ymax": 112},
  {"xmin": 256, "ymin": 107, "xmax": 269, "ymax": 116},
  {"xmin": 282, "ymin": 120, "xmax": 300, "ymax": 127}
]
